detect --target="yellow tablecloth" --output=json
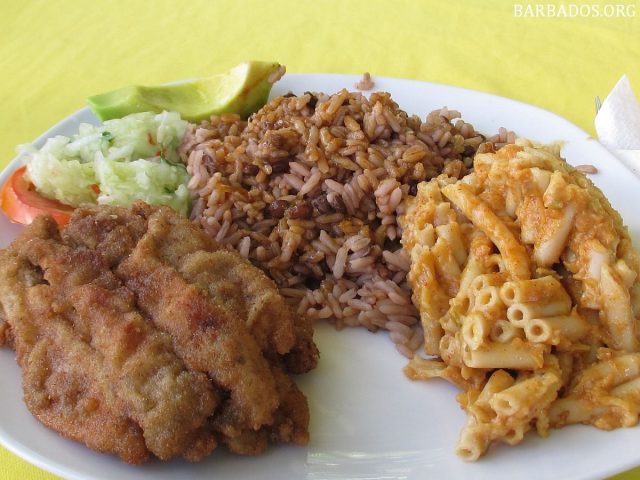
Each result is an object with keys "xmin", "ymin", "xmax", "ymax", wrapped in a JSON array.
[{"xmin": 0, "ymin": 0, "xmax": 638, "ymax": 478}]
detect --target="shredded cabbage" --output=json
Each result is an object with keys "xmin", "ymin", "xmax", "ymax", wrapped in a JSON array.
[{"xmin": 22, "ymin": 111, "xmax": 190, "ymax": 216}]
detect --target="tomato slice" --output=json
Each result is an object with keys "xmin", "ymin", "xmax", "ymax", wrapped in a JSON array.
[{"xmin": 0, "ymin": 166, "xmax": 74, "ymax": 226}]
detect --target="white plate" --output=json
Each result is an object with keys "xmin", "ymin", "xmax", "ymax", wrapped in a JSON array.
[{"xmin": 1, "ymin": 74, "xmax": 639, "ymax": 480}]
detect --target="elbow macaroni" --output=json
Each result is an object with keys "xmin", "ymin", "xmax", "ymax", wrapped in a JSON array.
[{"xmin": 400, "ymin": 140, "xmax": 640, "ymax": 460}]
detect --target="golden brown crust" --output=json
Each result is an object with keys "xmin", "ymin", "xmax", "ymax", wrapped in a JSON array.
[{"xmin": 0, "ymin": 202, "xmax": 317, "ymax": 463}]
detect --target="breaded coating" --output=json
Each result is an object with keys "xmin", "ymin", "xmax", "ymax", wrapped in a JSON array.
[
  {"xmin": 134, "ymin": 206, "xmax": 319, "ymax": 372},
  {"xmin": 0, "ymin": 217, "xmax": 148, "ymax": 463},
  {"xmin": 117, "ymin": 211, "xmax": 280, "ymax": 431},
  {"xmin": 215, "ymin": 366, "xmax": 310, "ymax": 455},
  {"xmin": 61, "ymin": 202, "xmax": 152, "ymax": 267},
  {"xmin": 70, "ymin": 284, "xmax": 219, "ymax": 460},
  {"xmin": 0, "ymin": 216, "xmax": 219, "ymax": 462},
  {"xmin": 281, "ymin": 312, "xmax": 319, "ymax": 374},
  {"xmin": 64, "ymin": 201, "xmax": 318, "ymax": 372},
  {"xmin": 172, "ymin": 249, "xmax": 297, "ymax": 357},
  {"xmin": 266, "ymin": 365, "xmax": 311, "ymax": 446},
  {"xmin": 24, "ymin": 326, "xmax": 149, "ymax": 464},
  {"xmin": 0, "ymin": 202, "xmax": 317, "ymax": 463},
  {"xmin": 189, "ymin": 250, "xmax": 318, "ymax": 373}
]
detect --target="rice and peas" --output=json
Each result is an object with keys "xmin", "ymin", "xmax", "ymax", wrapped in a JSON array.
[{"xmin": 181, "ymin": 88, "xmax": 509, "ymax": 357}]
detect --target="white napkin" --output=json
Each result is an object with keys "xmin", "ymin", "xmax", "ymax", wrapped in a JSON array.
[{"xmin": 594, "ymin": 75, "xmax": 640, "ymax": 176}]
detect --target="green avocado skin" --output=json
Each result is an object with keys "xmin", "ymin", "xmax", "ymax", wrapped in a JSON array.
[{"xmin": 87, "ymin": 62, "xmax": 282, "ymax": 122}]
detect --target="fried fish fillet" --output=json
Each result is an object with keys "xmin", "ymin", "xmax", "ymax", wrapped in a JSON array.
[
  {"xmin": 0, "ymin": 217, "xmax": 149, "ymax": 463},
  {"xmin": 61, "ymin": 202, "xmax": 318, "ymax": 374},
  {"xmin": 118, "ymin": 231, "xmax": 281, "ymax": 431},
  {"xmin": 0, "ymin": 202, "xmax": 318, "ymax": 463},
  {"xmin": 116, "ymin": 206, "xmax": 317, "ymax": 436},
  {"xmin": 70, "ymin": 284, "xmax": 219, "ymax": 460}
]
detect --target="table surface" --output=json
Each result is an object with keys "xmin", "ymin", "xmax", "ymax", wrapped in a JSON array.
[{"xmin": 1, "ymin": 0, "xmax": 639, "ymax": 479}]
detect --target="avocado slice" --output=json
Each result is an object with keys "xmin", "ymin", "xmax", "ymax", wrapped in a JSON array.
[{"xmin": 87, "ymin": 61, "xmax": 285, "ymax": 122}]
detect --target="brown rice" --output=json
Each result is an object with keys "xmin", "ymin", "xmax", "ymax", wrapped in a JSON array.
[
  {"xmin": 180, "ymin": 89, "xmax": 502, "ymax": 357},
  {"xmin": 355, "ymin": 72, "xmax": 375, "ymax": 91}
]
